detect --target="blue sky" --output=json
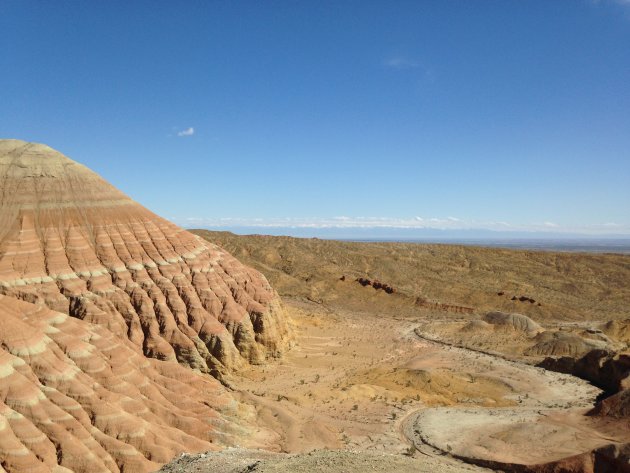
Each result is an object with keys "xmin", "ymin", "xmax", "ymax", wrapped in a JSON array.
[{"xmin": 1, "ymin": 1, "xmax": 629, "ymax": 236}]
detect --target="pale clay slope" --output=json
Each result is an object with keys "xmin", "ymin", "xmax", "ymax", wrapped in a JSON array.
[{"xmin": 0, "ymin": 140, "xmax": 291, "ymax": 375}]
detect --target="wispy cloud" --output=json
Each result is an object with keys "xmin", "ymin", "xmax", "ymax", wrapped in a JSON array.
[
  {"xmin": 173, "ymin": 216, "xmax": 630, "ymax": 235},
  {"xmin": 384, "ymin": 55, "xmax": 437, "ymax": 84},
  {"xmin": 384, "ymin": 56, "xmax": 419, "ymax": 69},
  {"xmin": 177, "ymin": 127, "xmax": 195, "ymax": 137}
]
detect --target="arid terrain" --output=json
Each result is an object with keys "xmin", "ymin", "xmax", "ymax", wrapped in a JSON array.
[
  {"xmin": 192, "ymin": 230, "xmax": 630, "ymax": 323},
  {"xmin": 0, "ymin": 141, "xmax": 288, "ymax": 472},
  {"xmin": 0, "ymin": 140, "xmax": 629, "ymax": 473},
  {"xmin": 185, "ymin": 230, "xmax": 630, "ymax": 472}
]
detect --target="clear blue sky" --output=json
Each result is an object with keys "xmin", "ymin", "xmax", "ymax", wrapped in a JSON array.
[{"xmin": 1, "ymin": 1, "xmax": 629, "ymax": 236}]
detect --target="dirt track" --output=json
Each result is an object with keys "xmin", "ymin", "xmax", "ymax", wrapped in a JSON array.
[{"xmin": 402, "ymin": 331, "xmax": 630, "ymax": 468}]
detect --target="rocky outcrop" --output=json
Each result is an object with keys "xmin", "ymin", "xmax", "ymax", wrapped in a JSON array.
[
  {"xmin": 497, "ymin": 292, "xmax": 539, "ymax": 304},
  {"xmin": 526, "ymin": 331, "xmax": 608, "ymax": 357},
  {"xmin": 0, "ymin": 140, "xmax": 291, "ymax": 375},
  {"xmin": 454, "ymin": 447, "xmax": 630, "ymax": 473},
  {"xmin": 534, "ymin": 348, "xmax": 630, "ymax": 471},
  {"xmin": 355, "ymin": 277, "xmax": 395, "ymax": 294},
  {"xmin": 591, "ymin": 443, "xmax": 630, "ymax": 472},
  {"xmin": 414, "ymin": 297, "xmax": 474, "ymax": 314},
  {"xmin": 0, "ymin": 295, "xmax": 260, "ymax": 473},
  {"xmin": 590, "ymin": 389, "xmax": 630, "ymax": 418},
  {"xmin": 601, "ymin": 319, "xmax": 630, "ymax": 345},
  {"xmin": 483, "ymin": 311, "xmax": 543, "ymax": 335},
  {"xmin": 538, "ymin": 349, "xmax": 630, "ymax": 395}
]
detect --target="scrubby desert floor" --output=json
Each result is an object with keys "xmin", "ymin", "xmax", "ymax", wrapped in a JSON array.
[
  {"xmin": 162, "ymin": 297, "xmax": 627, "ymax": 472},
  {"xmin": 158, "ymin": 232, "xmax": 630, "ymax": 472},
  {"xmin": 248, "ymin": 301, "xmax": 619, "ymax": 450}
]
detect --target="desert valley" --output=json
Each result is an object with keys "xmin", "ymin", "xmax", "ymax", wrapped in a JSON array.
[
  {"xmin": 0, "ymin": 140, "xmax": 628, "ymax": 473},
  {"xmin": 4, "ymin": 2, "xmax": 630, "ymax": 471}
]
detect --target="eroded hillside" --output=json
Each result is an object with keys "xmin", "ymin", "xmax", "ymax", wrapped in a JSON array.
[
  {"xmin": 0, "ymin": 295, "xmax": 269, "ymax": 473},
  {"xmin": 0, "ymin": 141, "xmax": 291, "ymax": 376},
  {"xmin": 0, "ymin": 140, "xmax": 292, "ymax": 472}
]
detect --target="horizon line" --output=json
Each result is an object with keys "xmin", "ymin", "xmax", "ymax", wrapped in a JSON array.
[{"xmin": 173, "ymin": 216, "xmax": 630, "ymax": 237}]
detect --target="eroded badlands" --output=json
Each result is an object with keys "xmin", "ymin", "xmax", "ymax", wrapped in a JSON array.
[{"xmin": 1, "ymin": 140, "xmax": 629, "ymax": 473}]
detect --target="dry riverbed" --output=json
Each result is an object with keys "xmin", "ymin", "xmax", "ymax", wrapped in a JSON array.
[{"xmin": 177, "ymin": 298, "xmax": 623, "ymax": 472}]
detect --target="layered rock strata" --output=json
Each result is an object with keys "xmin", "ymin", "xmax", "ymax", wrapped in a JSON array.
[
  {"xmin": 0, "ymin": 140, "xmax": 290, "ymax": 374},
  {"xmin": 0, "ymin": 295, "xmax": 258, "ymax": 473}
]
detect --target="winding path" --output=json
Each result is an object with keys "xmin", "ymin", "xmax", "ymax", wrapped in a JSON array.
[{"xmin": 397, "ymin": 327, "xmax": 605, "ymax": 471}]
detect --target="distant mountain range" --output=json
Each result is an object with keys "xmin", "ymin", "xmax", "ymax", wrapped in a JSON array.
[{"xmin": 191, "ymin": 226, "xmax": 630, "ymax": 253}]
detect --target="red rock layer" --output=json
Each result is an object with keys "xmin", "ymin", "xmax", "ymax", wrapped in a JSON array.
[
  {"xmin": 0, "ymin": 140, "xmax": 290, "ymax": 374},
  {"xmin": 0, "ymin": 295, "xmax": 258, "ymax": 473},
  {"xmin": 591, "ymin": 389, "xmax": 630, "ymax": 418}
]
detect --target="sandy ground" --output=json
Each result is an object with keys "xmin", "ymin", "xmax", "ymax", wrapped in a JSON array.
[
  {"xmin": 158, "ymin": 448, "xmax": 487, "ymax": 473},
  {"xmin": 410, "ymin": 408, "xmax": 623, "ymax": 465},
  {"xmin": 228, "ymin": 299, "xmax": 429, "ymax": 454},
  {"xmin": 404, "ymin": 331, "xmax": 630, "ymax": 466},
  {"xmin": 209, "ymin": 298, "xmax": 626, "ymax": 470}
]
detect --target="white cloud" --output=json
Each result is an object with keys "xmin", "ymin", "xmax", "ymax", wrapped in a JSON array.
[
  {"xmin": 384, "ymin": 56, "xmax": 437, "ymax": 84},
  {"xmin": 384, "ymin": 56, "xmax": 419, "ymax": 69},
  {"xmin": 177, "ymin": 127, "xmax": 195, "ymax": 137}
]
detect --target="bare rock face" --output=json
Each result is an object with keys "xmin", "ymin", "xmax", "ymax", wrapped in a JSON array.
[
  {"xmin": 591, "ymin": 389, "xmax": 630, "ymax": 418},
  {"xmin": 601, "ymin": 319, "xmax": 630, "ymax": 345},
  {"xmin": 0, "ymin": 140, "xmax": 291, "ymax": 374},
  {"xmin": 0, "ymin": 295, "xmax": 260, "ymax": 473}
]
